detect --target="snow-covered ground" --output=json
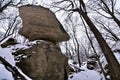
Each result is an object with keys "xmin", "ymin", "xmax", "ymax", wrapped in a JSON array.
[
  {"xmin": 68, "ymin": 49, "xmax": 120, "ymax": 80},
  {"xmin": 0, "ymin": 43, "xmax": 32, "ymax": 79},
  {"xmin": 0, "ymin": 36, "xmax": 36, "ymax": 80},
  {"xmin": 0, "ymin": 39, "xmax": 103, "ymax": 80},
  {"xmin": 0, "ymin": 64, "xmax": 13, "ymax": 80},
  {"xmin": 68, "ymin": 67, "xmax": 102, "ymax": 80},
  {"xmin": 68, "ymin": 60, "xmax": 103, "ymax": 80},
  {"xmin": 0, "ymin": 37, "xmax": 120, "ymax": 80}
]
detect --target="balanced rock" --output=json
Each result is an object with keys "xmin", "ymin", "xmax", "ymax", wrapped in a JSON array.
[
  {"xmin": 19, "ymin": 5, "xmax": 70, "ymax": 43},
  {"xmin": 15, "ymin": 41, "xmax": 69, "ymax": 80}
]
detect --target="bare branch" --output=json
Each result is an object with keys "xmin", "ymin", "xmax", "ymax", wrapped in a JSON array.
[{"xmin": 0, "ymin": 0, "xmax": 12, "ymax": 12}]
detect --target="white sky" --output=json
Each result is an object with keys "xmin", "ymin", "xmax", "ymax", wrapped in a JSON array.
[
  {"xmin": 115, "ymin": 0, "xmax": 120, "ymax": 9},
  {"xmin": 0, "ymin": 0, "xmax": 120, "ymax": 33}
]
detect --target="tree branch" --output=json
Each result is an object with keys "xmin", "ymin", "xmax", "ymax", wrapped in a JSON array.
[
  {"xmin": 0, "ymin": 56, "xmax": 26, "ymax": 80},
  {"xmin": 0, "ymin": 0, "xmax": 12, "ymax": 12}
]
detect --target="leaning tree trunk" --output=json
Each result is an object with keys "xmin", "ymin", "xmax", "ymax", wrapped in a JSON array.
[{"xmin": 78, "ymin": 10, "xmax": 120, "ymax": 80}]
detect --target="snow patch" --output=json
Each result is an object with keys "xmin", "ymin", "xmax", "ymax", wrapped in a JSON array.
[
  {"xmin": 0, "ymin": 64, "xmax": 14, "ymax": 80},
  {"xmin": 68, "ymin": 60, "xmax": 102, "ymax": 80},
  {"xmin": 0, "ymin": 40, "xmax": 37, "ymax": 80}
]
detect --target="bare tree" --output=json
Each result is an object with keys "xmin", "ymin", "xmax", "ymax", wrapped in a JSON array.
[
  {"xmin": 0, "ymin": 0, "xmax": 12, "ymax": 12},
  {"xmin": 78, "ymin": 1, "xmax": 120, "ymax": 79},
  {"xmin": 90, "ymin": 0, "xmax": 120, "ymax": 28},
  {"xmin": 81, "ymin": 17, "xmax": 108, "ymax": 80},
  {"xmin": 50, "ymin": 0, "xmax": 120, "ymax": 79},
  {"xmin": 95, "ymin": 19, "xmax": 120, "ymax": 42},
  {"xmin": 62, "ymin": 19, "xmax": 82, "ymax": 66},
  {"xmin": 0, "ymin": 0, "xmax": 26, "ymax": 42},
  {"xmin": 0, "ymin": 16, "xmax": 21, "ymax": 42},
  {"xmin": 70, "ymin": 24, "xmax": 81, "ymax": 67}
]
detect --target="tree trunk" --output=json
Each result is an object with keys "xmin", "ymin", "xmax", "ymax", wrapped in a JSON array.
[
  {"xmin": 111, "ymin": 14, "xmax": 120, "ymax": 28},
  {"xmin": 74, "ymin": 36, "xmax": 81, "ymax": 67},
  {"xmin": 79, "ymin": 11, "xmax": 120, "ymax": 80},
  {"xmin": 83, "ymin": 20, "xmax": 108, "ymax": 80}
]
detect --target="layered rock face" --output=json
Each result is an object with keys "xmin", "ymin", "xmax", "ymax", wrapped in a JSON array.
[
  {"xmin": 16, "ymin": 5, "xmax": 70, "ymax": 80},
  {"xmin": 19, "ymin": 5, "xmax": 70, "ymax": 43}
]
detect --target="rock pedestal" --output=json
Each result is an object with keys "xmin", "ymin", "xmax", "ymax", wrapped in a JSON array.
[
  {"xmin": 17, "ymin": 5, "xmax": 70, "ymax": 80},
  {"xmin": 15, "ymin": 41, "xmax": 68, "ymax": 80}
]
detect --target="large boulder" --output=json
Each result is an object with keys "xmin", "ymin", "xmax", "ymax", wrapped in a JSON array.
[
  {"xmin": 14, "ymin": 41, "xmax": 69, "ymax": 80},
  {"xmin": 19, "ymin": 5, "xmax": 70, "ymax": 43}
]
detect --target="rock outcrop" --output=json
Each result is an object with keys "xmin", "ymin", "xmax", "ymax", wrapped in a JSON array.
[
  {"xmin": 19, "ymin": 5, "xmax": 70, "ymax": 43},
  {"xmin": 17, "ymin": 5, "xmax": 71, "ymax": 80},
  {"xmin": 15, "ymin": 41, "xmax": 69, "ymax": 80}
]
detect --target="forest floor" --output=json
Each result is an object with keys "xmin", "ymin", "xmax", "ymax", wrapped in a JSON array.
[
  {"xmin": 0, "ymin": 38, "xmax": 120, "ymax": 80},
  {"xmin": 68, "ymin": 60, "xmax": 103, "ymax": 80}
]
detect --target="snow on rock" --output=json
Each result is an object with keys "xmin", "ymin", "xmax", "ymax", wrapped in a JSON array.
[
  {"xmin": 0, "ymin": 35, "xmax": 13, "ymax": 45},
  {"xmin": 17, "ymin": 67, "xmax": 32, "ymax": 80},
  {"xmin": 0, "ymin": 47, "xmax": 15, "ymax": 66},
  {"xmin": 0, "ymin": 43, "xmax": 31, "ymax": 66},
  {"xmin": 0, "ymin": 39, "xmax": 38, "ymax": 80}
]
